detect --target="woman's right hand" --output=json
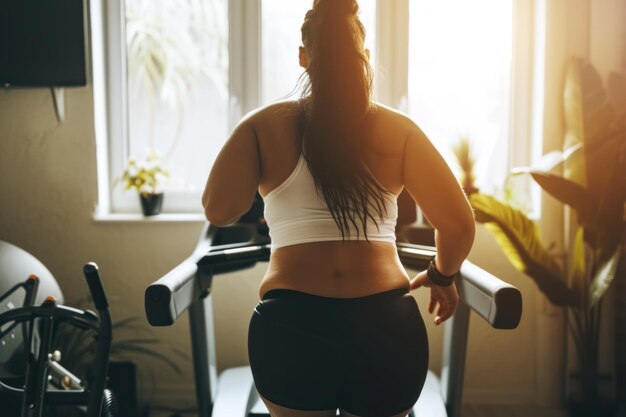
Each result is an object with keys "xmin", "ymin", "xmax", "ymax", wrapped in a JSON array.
[{"xmin": 410, "ymin": 270, "xmax": 460, "ymax": 326}]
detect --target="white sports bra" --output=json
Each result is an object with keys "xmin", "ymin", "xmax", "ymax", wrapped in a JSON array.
[{"xmin": 262, "ymin": 154, "xmax": 398, "ymax": 252}]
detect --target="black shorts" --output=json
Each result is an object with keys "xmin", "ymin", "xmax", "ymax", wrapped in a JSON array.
[{"xmin": 247, "ymin": 287, "xmax": 429, "ymax": 417}]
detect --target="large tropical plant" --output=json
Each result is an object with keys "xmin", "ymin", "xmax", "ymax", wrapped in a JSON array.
[{"xmin": 465, "ymin": 58, "xmax": 626, "ymax": 405}]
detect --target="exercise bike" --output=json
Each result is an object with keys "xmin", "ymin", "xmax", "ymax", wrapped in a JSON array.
[{"xmin": 0, "ymin": 241, "xmax": 117, "ymax": 417}]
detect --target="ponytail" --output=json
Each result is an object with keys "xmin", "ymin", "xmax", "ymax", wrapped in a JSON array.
[{"xmin": 300, "ymin": 0, "xmax": 387, "ymax": 241}]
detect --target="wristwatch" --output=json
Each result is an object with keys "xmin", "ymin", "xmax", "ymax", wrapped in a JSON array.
[{"xmin": 426, "ymin": 259, "xmax": 459, "ymax": 287}]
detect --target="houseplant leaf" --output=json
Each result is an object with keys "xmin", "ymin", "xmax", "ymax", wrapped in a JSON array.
[
  {"xmin": 588, "ymin": 245, "xmax": 623, "ymax": 308},
  {"xmin": 592, "ymin": 144, "xmax": 626, "ymax": 259},
  {"xmin": 564, "ymin": 59, "xmax": 626, "ymax": 200},
  {"xmin": 470, "ymin": 193, "xmax": 577, "ymax": 306},
  {"xmin": 528, "ymin": 172, "xmax": 595, "ymax": 225},
  {"xmin": 524, "ymin": 144, "xmax": 583, "ymax": 174},
  {"xmin": 563, "ymin": 58, "xmax": 587, "ymax": 185},
  {"xmin": 570, "ymin": 227, "xmax": 587, "ymax": 308}
]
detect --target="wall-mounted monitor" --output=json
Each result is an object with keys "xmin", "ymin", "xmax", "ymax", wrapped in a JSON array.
[{"xmin": 0, "ymin": 0, "xmax": 87, "ymax": 87}]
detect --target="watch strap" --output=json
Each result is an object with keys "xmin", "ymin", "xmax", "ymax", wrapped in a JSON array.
[{"xmin": 426, "ymin": 260, "xmax": 458, "ymax": 287}]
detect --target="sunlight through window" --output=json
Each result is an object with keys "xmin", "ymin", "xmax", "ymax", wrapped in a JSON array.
[
  {"xmin": 261, "ymin": 0, "xmax": 377, "ymax": 104},
  {"xmin": 408, "ymin": 0, "xmax": 514, "ymax": 196},
  {"xmin": 125, "ymin": 0, "xmax": 229, "ymax": 195}
]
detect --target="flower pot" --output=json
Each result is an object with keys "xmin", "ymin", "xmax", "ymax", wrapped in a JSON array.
[{"xmin": 139, "ymin": 193, "xmax": 163, "ymax": 216}]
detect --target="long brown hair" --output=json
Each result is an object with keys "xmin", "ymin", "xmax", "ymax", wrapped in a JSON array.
[{"xmin": 300, "ymin": 0, "xmax": 388, "ymax": 241}]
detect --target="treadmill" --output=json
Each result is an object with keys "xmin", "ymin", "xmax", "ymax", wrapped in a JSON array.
[{"xmin": 145, "ymin": 195, "xmax": 522, "ymax": 417}]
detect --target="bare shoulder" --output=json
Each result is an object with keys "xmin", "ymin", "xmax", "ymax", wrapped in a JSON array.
[
  {"xmin": 239, "ymin": 99, "xmax": 301, "ymax": 129},
  {"xmin": 369, "ymin": 102, "xmax": 424, "ymax": 154},
  {"xmin": 372, "ymin": 102, "xmax": 424, "ymax": 132}
]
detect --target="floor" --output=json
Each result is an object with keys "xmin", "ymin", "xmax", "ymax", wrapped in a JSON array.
[
  {"xmin": 148, "ymin": 405, "xmax": 569, "ymax": 417},
  {"xmin": 460, "ymin": 404, "xmax": 567, "ymax": 417}
]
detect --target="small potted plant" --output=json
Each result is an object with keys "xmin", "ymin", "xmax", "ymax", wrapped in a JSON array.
[
  {"xmin": 119, "ymin": 151, "xmax": 169, "ymax": 216},
  {"xmin": 451, "ymin": 135, "xmax": 479, "ymax": 196}
]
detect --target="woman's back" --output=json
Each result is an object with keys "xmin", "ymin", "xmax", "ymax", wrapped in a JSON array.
[{"xmin": 251, "ymin": 100, "xmax": 414, "ymax": 299}]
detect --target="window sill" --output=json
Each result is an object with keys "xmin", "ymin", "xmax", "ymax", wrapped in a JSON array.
[{"xmin": 93, "ymin": 213, "xmax": 207, "ymax": 223}]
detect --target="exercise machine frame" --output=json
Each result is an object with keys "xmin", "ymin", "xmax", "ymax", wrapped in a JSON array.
[{"xmin": 145, "ymin": 223, "xmax": 522, "ymax": 417}]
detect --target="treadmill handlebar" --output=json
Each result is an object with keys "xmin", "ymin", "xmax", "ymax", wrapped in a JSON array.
[
  {"xmin": 458, "ymin": 261, "xmax": 522, "ymax": 329},
  {"xmin": 145, "ymin": 243, "xmax": 270, "ymax": 326},
  {"xmin": 145, "ymin": 241, "xmax": 521, "ymax": 330},
  {"xmin": 396, "ymin": 243, "xmax": 521, "ymax": 329},
  {"xmin": 147, "ymin": 258, "xmax": 199, "ymax": 294},
  {"xmin": 145, "ymin": 258, "xmax": 199, "ymax": 326}
]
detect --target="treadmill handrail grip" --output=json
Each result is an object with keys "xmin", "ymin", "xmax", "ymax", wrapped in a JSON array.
[
  {"xmin": 149, "ymin": 258, "xmax": 199, "ymax": 293},
  {"xmin": 145, "ymin": 243, "xmax": 270, "ymax": 326},
  {"xmin": 145, "ymin": 259, "xmax": 199, "ymax": 326},
  {"xmin": 396, "ymin": 243, "xmax": 521, "ymax": 329},
  {"xmin": 460, "ymin": 261, "xmax": 511, "ymax": 295},
  {"xmin": 458, "ymin": 261, "xmax": 522, "ymax": 329}
]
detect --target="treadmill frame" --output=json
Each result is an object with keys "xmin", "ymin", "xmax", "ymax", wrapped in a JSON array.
[{"xmin": 145, "ymin": 224, "xmax": 522, "ymax": 417}]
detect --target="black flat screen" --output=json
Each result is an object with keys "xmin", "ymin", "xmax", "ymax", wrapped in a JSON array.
[{"xmin": 0, "ymin": 0, "xmax": 86, "ymax": 87}]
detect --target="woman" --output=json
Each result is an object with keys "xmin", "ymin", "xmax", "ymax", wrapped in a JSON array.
[{"xmin": 202, "ymin": 1, "xmax": 475, "ymax": 416}]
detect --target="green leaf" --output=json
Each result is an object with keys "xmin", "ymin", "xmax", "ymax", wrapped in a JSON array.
[
  {"xmin": 529, "ymin": 171, "xmax": 595, "ymax": 224},
  {"xmin": 588, "ymin": 245, "xmax": 623, "ymax": 308},
  {"xmin": 563, "ymin": 58, "xmax": 585, "ymax": 150},
  {"xmin": 511, "ymin": 143, "xmax": 582, "ymax": 175},
  {"xmin": 570, "ymin": 227, "xmax": 587, "ymax": 307},
  {"xmin": 564, "ymin": 59, "xmax": 626, "ymax": 197},
  {"xmin": 470, "ymin": 193, "xmax": 577, "ymax": 306},
  {"xmin": 592, "ymin": 145, "xmax": 626, "ymax": 256}
]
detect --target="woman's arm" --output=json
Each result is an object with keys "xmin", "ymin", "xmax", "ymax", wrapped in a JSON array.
[
  {"xmin": 202, "ymin": 118, "xmax": 261, "ymax": 226},
  {"xmin": 402, "ymin": 123, "xmax": 475, "ymax": 275}
]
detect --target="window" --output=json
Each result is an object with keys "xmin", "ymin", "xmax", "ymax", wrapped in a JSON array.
[
  {"xmin": 407, "ymin": 0, "xmax": 514, "ymax": 196},
  {"xmin": 93, "ymin": 0, "xmax": 537, "ymax": 216},
  {"xmin": 261, "ymin": 0, "xmax": 377, "ymax": 104},
  {"xmin": 107, "ymin": 0, "xmax": 229, "ymax": 213},
  {"xmin": 126, "ymin": 0, "xmax": 229, "ymax": 195}
]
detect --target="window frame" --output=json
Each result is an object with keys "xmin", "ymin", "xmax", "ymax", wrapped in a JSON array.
[
  {"xmin": 93, "ymin": 0, "xmax": 254, "ymax": 215},
  {"xmin": 93, "ymin": 0, "xmax": 539, "ymax": 217}
]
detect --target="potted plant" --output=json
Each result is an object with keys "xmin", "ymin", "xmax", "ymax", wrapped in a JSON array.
[
  {"xmin": 461, "ymin": 58, "xmax": 625, "ymax": 417},
  {"xmin": 451, "ymin": 135, "xmax": 479, "ymax": 196},
  {"xmin": 119, "ymin": 151, "xmax": 169, "ymax": 216}
]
